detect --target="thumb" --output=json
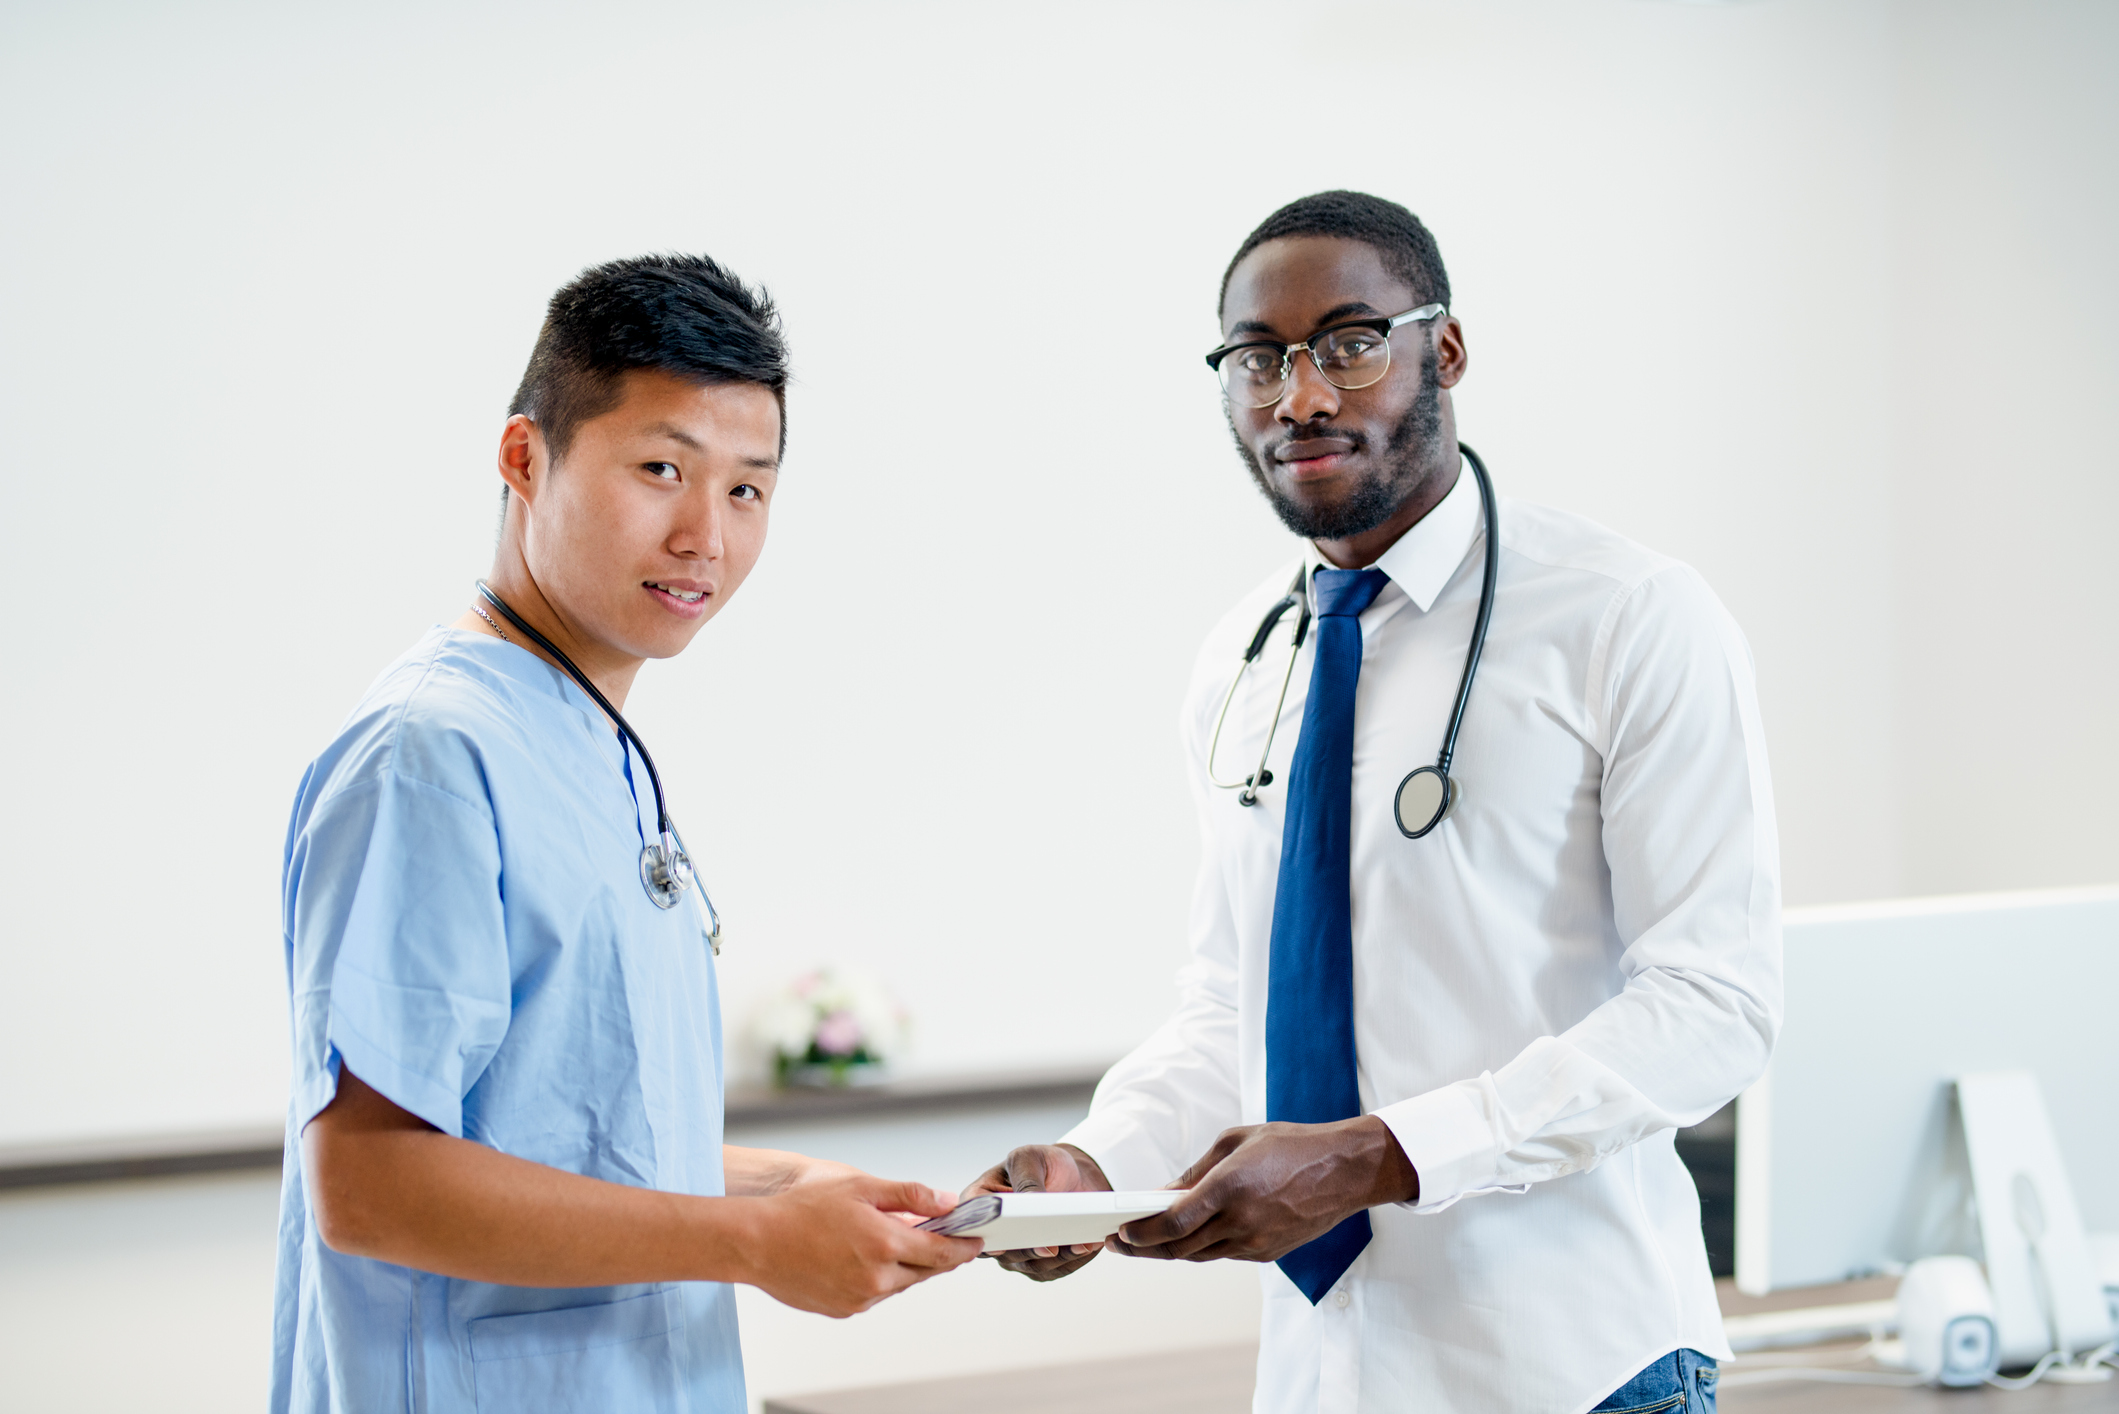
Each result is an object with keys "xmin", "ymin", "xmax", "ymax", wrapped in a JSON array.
[
  {"xmin": 1004, "ymin": 1146, "xmax": 1052, "ymax": 1192},
  {"xmin": 1172, "ymin": 1143, "xmax": 1232, "ymax": 1190},
  {"xmin": 863, "ymin": 1178, "xmax": 957, "ymax": 1217}
]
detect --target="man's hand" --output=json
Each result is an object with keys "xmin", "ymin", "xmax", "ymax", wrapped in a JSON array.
[
  {"xmin": 962, "ymin": 1143, "xmax": 1112, "ymax": 1280},
  {"xmin": 737, "ymin": 1172, "xmax": 985, "ymax": 1318},
  {"xmin": 1108, "ymin": 1117, "xmax": 1416, "ymax": 1263}
]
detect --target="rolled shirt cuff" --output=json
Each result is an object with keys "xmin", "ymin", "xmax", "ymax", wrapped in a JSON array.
[
  {"xmin": 1372, "ymin": 1080, "xmax": 1530, "ymax": 1214},
  {"xmin": 1059, "ymin": 1110, "xmax": 1179, "ymax": 1193}
]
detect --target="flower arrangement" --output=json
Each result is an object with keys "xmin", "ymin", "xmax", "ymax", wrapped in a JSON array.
[{"xmin": 752, "ymin": 968, "xmax": 909, "ymax": 1088}]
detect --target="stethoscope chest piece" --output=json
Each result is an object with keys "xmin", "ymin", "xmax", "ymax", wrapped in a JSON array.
[
  {"xmin": 640, "ymin": 838, "xmax": 695, "ymax": 911},
  {"xmin": 1394, "ymin": 765, "xmax": 1458, "ymax": 839}
]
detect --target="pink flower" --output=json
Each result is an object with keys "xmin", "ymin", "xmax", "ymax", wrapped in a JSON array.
[{"xmin": 814, "ymin": 1009, "xmax": 863, "ymax": 1057}]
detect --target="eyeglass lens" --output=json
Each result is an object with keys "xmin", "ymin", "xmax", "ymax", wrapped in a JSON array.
[{"xmin": 1220, "ymin": 325, "xmax": 1394, "ymax": 408}]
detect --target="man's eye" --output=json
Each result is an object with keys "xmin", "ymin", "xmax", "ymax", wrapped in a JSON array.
[
  {"xmin": 731, "ymin": 483, "xmax": 760, "ymax": 501},
  {"xmin": 645, "ymin": 462, "xmax": 680, "ymax": 480}
]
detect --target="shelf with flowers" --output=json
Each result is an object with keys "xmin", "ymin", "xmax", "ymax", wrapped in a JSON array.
[{"xmin": 751, "ymin": 968, "xmax": 909, "ymax": 1089}]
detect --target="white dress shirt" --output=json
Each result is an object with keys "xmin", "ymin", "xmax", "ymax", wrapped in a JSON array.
[{"xmin": 1064, "ymin": 463, "xmax": 1782, "ymax": 1414}]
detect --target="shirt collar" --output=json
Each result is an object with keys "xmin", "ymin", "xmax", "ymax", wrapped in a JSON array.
[{"xmin": 1302, "ymin": 454, "xmax": 1483, "ymax": 613}]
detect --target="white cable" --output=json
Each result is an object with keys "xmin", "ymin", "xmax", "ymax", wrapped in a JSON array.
[
  {"xmin": 1724, "ymin": 1339, "xmax": 2119, "ymax": 1391},
  {"xmin": 1983, "ymin": 1351, "xmax": 2067, "ymax": 1390},
  {"xmin": 1726, "ymin": 1346, "xmax": 1882, "ymax": 1369},
  {"xmin": 1717, "ymin": 1367, "xmax": 1926, "ymax": 1389}
]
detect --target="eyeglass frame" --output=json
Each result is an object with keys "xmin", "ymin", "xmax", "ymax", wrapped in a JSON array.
[{"xmin": 1204, "ymin": 302, "xmax": 1448, "ymax": 406}]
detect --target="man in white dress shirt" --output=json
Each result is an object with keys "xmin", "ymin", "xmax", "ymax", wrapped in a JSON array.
[{"xmin": 968, "ymin": 191, "xmax": 1778, "ymax": 1413}]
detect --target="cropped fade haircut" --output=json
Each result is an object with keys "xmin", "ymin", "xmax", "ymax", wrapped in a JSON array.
[
  {"xmin": 507, "ymin": 253, "xmax": 790, "ymax": 484},
  {"xmin": 1219, "ymin": 191, "xmax": 1452, "ymax": 316}
]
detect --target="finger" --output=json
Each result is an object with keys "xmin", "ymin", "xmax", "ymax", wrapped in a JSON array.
[
  {"xmin": 994, "ymin": 1246, "xmax": 1098, "ymax": 1281},
  {"xmin": 961, "ymin": 1164, "xmax": 1012, "ymax": 1199},
  {"xmin": 877, "ymin": 1259, "xmax": 948, "ymax": 1298},
  {"xmin": 1173, "ymin": 1131, "xmax": 1246, "ymax": 1189},
  {"xmin": 1112, "ymin": 1209, "xmax": 1232, "ymax": 1262},
  {"xmin": 863, "ymin": 1179, "xmax": 958, "ymax": 1217},
  {"xmin": 1003, "ymin": 1146, "xmax": 1052, "ymax": 1192},
  {"xmin": 890, "ymin": 1228, "xmax": 986, "ymax": 1270},
  {"xmin": 1114, "ymin": 1187, "xmax": 1217, "ymax": 1248}
]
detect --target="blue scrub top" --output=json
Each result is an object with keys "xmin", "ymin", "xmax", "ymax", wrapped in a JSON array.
[{"xmin": 270, "ymin": 628, "xmax": 743, "ymax": 1414}]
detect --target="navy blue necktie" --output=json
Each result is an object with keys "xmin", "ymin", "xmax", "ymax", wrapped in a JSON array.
[{"xmin": 1266, "ymin": 566, "xmax": 1390, "ymax": 1304}]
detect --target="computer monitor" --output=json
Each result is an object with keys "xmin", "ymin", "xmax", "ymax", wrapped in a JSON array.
[{"xmin": 1734, "ymin": 886, "xmax": 2119, "ymax": 1296}]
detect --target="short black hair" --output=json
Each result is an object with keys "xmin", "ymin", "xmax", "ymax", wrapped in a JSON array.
[
  {"xmin": 1219, "ymin": 191, "xmax": 1452, "ymax": 315},
  {"xmin": 508, "ymin": 252, "xmax": 790, "ymax": 467}
]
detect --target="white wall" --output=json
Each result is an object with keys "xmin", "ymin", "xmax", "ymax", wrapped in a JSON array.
[
  {"xmin": 0, "ymin": 0, "xmax": 2112, "ymax": 1149},
  {"xmin": 1887, "ymin": 0, "xmax": 2119, "ymax": 895}
]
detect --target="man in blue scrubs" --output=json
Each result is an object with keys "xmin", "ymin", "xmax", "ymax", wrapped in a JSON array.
[{"xmin": 272, "ymin": 254, "xmax": 982, "ymax": 1413}]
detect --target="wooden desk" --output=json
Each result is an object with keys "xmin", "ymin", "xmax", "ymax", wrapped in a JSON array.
[
  {"xmin": 761, "ymin": 1344, "xmax": 1256, "ymax": 1414},
  {"xmin": 763, "ymin": 1280, "xmax": 2119, "ymax": 1414}
]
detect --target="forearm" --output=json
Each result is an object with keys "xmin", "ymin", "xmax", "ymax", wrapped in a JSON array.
[
  {"xmin": 1373, "ymin": 978, "xmax": 1769, "ymax": 1212},
  {"xmin": 723, "ymin": 1144, "xmax": 819, "ymax": 1197},
  {"xmin": 305, "ymin": 1119, "xmax": 772, "ymax": 1288}
]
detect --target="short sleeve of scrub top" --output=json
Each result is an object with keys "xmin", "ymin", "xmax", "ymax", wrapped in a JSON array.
[
  {"xmin": 271, "ymin": 628, "xmax": 742, "ymax": 1414},
  {"xmin": 289, "ymin": 767, "xmax": 510, "ymax": 1138}
]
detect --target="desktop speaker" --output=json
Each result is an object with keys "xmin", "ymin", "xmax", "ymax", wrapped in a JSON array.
[
  {"xmin": 2091, "ymin": 1232, "xmax": 2119, "ymax": 1334},
  {"xmin": 1897, "ymin": 1255, "xmax": 2000, "ymax": 1387}
]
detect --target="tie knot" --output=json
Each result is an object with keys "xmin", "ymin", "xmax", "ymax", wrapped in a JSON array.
[{"xmin": 1311, "ymin": 567, "xmax": 1390, "ymax": 618}]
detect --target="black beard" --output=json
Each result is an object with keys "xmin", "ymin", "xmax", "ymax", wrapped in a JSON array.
[{"xmin": 1232, "ymin": 344, "xmax": 1444, "ymax": 541}]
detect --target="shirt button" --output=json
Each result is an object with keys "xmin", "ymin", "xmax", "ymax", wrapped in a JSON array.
[{"xmin": 1333, "ymin": 1288, "xmax": 1351, "ymax": 1309}]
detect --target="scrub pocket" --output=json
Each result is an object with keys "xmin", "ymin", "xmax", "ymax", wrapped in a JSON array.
[{"xmin": 468, "ymin": 1289, "xmax": 682, "ymax": 1413}]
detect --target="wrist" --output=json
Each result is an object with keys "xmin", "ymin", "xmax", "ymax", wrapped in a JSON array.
[
  {"xmin": 1057, "ymin": 1144, "xmax": 1114, "ymax": 1191},
  {"xmin": 1352, "ymin": 1116, "xmax": 1419, "ymax": 1207},
  {"xmin": 710, "ymin": 1195, "xmax": 779, "ymax": 1288}
]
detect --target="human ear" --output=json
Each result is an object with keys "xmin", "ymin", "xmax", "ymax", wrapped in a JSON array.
[
  {"xmin": 496, "ymin": 414, "xmax": 545, "ymax": 504},
  {"xmin": 1434, "ymin": 318, "xmax": 1469, "ymax": 389}
]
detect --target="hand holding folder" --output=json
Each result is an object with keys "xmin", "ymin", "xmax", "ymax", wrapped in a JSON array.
[{"xmin": 917, "ymin": 1189, "xmax": 1186, "ymax": 1253}]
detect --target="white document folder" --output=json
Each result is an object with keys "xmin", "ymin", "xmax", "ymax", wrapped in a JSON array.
[{"xmin": 918, "ymin": 1190, "xmax": 1185, "ymax": 1253}]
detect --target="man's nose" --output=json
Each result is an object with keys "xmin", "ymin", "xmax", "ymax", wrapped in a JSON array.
[
  {"xmin": 670, "ymin": 490, "xmax": 725, "ymax": 560},
  {"xmin": 1276, "ymin": 353, "xmax": 1341, "ymax": 424}
]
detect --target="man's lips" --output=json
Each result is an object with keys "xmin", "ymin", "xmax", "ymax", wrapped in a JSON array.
[
  {"xmin": 644, "ymin": 580, "xmax": 712, "ymax": 618},
  {"xmin": 1273, "ymin": 438, "xmax": 1358, "ymax": 477}
]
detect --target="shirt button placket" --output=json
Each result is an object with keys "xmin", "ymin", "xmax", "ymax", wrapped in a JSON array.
[{"xmin": 1318, "ymin": 1281, "xmax": 1360, "ymax": 1412}]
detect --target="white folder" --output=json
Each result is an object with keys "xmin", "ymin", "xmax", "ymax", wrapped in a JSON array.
[{"xmin": 919, "ymin": 1190, "xmax": 1185, "ymax": 1253}]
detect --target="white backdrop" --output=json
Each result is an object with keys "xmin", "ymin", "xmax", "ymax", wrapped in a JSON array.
[{"xmin": 2, "ymin": 0, "xmax": 2113, "ymax": 1148}]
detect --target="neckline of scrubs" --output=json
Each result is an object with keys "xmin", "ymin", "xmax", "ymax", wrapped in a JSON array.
[{"xmin": 438, "ymin": 627, "xmax": 651, "ymax": 844}]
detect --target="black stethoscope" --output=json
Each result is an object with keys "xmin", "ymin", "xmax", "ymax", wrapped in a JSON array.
[
  {"xmin": 475, "ymin": 581, "xmax": 723, "ymax": 950},
  {"xmin": 1203, "ymin": 443, "xmax": 1499, "ymax": 839}
]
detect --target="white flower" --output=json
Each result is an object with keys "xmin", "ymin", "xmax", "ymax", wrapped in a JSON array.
[
  {"xmin": 753, "ymin": 995, "xmax": 819, "ymax": 1059},
  {"xmin": 750, "ymin": 967, "xmax": 910, "ymax": 1067}
]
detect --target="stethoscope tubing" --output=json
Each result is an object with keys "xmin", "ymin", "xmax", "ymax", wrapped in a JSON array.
[
  {"xmin": 1205, "ymin": 443, "xmax": 1499, "ymax": 828},
  {"xmin": 473, "ymin": 581, "xmax": 717, "ymax": 938},
  {"xmin": 1205, "ymin": 580, "xmax": 1310, "ymax": 803},
  {"xmin": 1435, "ymin": 443, "xmax": 1498, "ymax": 778},
  {"xmin": 475, "ymin": 581, "xmax": 678, "ymax": 840}
]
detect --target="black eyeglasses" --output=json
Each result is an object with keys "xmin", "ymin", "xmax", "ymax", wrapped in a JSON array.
[{"xmin": 1205, "ymin": 303, "xmax": 1445, "ymax": 408}]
